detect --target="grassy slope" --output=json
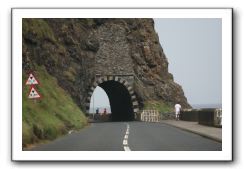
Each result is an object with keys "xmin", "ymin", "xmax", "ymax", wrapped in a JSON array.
[
  {"xmin": 144, "ymin": 100, "xmax": 172, "ymax": 113},
  {"xmin": 144, "ymin": 101, "xmax": 174, "ymax": 119},
  {"xmin": 22, "ymin": 65, "xmax": 87, "ymax": 147}
]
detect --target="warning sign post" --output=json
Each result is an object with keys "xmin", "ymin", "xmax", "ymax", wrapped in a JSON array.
[
  {"xmin": 28, "ymin": 86, "xmax": 41, "ymax": 99},
  {"xmin": 25, "ymin": 72, "xmax": 42, "ymax": 100},
  {"xmin": 25, "ymin": 73, "xmax": 39, "ymax": 85}
]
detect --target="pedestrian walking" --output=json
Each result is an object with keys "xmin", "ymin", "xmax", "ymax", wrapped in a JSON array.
[
  {"xmin": 103, "ymin": 108, "xmax": 107, "ymax": 115},
  {"xmin": 175, "ymin": 103, "xmax": 181, "ymax": 120}
]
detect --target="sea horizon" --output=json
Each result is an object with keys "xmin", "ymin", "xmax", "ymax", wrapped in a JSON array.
[{"xmin": 191, "ymin": 103, "xmax": 222, "ymax": 109}]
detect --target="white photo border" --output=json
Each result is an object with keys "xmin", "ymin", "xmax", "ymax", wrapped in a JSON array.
[{"xmin": 12, "ymin": 8, "xmax": 233, "ymax": 161}]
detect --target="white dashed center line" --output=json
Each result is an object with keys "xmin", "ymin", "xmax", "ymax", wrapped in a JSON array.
[
  {"xmin": 123, "ymin": 123, "xmax": 131, "ymax": 151},
  {"xmin": 123, "ymin": 139, "xmax": 128, "ymax": 145}
]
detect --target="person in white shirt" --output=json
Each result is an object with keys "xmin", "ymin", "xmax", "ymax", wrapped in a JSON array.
[{"xmin": 175, "ymin": 103, "xmax": 181, "ymax": 120}]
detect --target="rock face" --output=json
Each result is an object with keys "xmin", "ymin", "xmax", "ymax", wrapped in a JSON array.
[{"xmin": 22, "ymin": 18, "xmax": 191, "ymax": 114}]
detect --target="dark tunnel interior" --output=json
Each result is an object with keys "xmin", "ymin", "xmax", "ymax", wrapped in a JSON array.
[{"xmin": 99, "ymin": 81, "xmax": 134, "ymax": 121}]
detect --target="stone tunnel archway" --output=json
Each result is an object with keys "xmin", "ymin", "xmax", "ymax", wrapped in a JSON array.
[{"xmin": 86, "ymin": 76, "xmax": 139, "ymax": 121}]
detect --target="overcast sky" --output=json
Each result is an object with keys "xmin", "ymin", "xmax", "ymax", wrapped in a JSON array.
[
  {"xmin": 154, "ymin": 18, "xmax": 222, "ymax": 107},
  {"xmin": 90, "ymin": 18, "xmax": 222, "ymax": 110}
]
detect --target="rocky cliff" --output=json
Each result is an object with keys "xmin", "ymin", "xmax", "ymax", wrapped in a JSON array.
[{"xmin": 23, "ymin": 18, "xmax": 191, "ymax": 113}]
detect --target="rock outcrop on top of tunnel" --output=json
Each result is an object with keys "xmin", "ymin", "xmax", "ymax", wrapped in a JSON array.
[{"xmin": 23, "ymin": 18, "xmax": 191, "ymax": 113}]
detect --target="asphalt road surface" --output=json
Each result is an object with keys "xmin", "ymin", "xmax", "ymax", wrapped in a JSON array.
[{"xmin": 30, "ymin": 122, "xmax": 221, "ymax": 151}]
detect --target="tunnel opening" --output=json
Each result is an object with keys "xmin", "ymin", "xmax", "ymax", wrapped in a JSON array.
[
  {"xmin": 89, "ymin": 86, "xmax": 111, "ymax": 114},
  {"xmin": 97, "ymin": 80, "xmax": 134, "ymax": 121}
]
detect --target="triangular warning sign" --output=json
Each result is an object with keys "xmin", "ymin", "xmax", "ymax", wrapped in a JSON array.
[
  {"xmin": 28, "ymin": 86, "xmax": 41, "ymax": 99},
  {"xmin": 25, "ymin": 73, "xmax": 39, "ymax": 85}
]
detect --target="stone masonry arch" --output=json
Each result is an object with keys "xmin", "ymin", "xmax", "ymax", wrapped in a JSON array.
[
  {"xmin": 22, "ymin": 18, "xmax": 191, "ymax": 123},
  {"xmin": 85, "ymin": 75, "xmax": 139, "ymax": 121}
]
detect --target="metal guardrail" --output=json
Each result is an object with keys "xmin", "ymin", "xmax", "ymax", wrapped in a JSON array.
[{"xmin": 140, "ymin": 109, "xmax": 160, "ymax": 122}]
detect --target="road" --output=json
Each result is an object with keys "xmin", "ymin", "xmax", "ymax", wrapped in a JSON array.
[{"xmin": 30, "ymin": 122, "xmax": 221, "ymax": 151}]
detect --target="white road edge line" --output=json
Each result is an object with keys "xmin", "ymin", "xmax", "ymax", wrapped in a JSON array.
[{"xmin": 123, "ymin": 123, "xmax": 131, "ymax": 151}]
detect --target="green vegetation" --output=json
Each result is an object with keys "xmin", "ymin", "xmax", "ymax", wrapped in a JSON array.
[
  {"xmin": 22, "ymin": 65, "xmax": 87, "ymax": 147},
  {"xmin": 144, "ymin": 100, "xmax": 174, "ymax": 119},
  {"xmin": 144, "ymin": 100, "xmax": 173, "ymax": 113},
  {"xmin": 63, "ymin": 66, "xmax": 77, "ymax": 82},
  {"xmin": 22, "ymin": 18, "xmax": 56, "ymax": 42}
]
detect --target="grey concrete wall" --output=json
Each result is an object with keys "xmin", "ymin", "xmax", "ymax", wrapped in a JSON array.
[{"xmin": 180, "ymin": 109, "xmax": 199, "ymax": 121}]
